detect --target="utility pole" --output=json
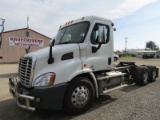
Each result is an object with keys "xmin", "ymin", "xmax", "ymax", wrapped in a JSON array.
[
  {"xmin": 125, "ymin": 37, "xmax": 128, "ymax": 55},
  {"xmin": 25, "ymin": 16, "xmax": 30, "ymax": 54},
  {"xmin": 27, "ymin": 16, "xmax": 29, "ymax": 29},
  {"xmin": 0, "ymin": 18, "xmax": 5, "ymax": 48}
]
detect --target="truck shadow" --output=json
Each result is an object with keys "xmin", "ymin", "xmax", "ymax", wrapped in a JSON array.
[
  {"xmin": 120, "ymin": 78, "xmax": 141, "ymax": 92},
  {"xmin": 89, "ymin": 95, "xmax": 117, "ymax": 112},
  {"xmin": 0, "ymin": 95, "xmax": 117, "ymax": 120},
  {"xmin": 121, "ymin": 84, "xmax": 140, "ymax": 92}
]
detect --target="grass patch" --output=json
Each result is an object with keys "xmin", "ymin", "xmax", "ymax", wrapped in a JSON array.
[{"xmin": 120, "ymin": 56, "xmax": 138, "ymax": 60}]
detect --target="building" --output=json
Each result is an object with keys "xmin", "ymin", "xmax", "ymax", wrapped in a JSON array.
[
  {"xmin": 122, "ymin": 48, "xmax": 145, "ymax": 55},
  {"xmin": 137, "ymin": 50, "xmax": 156, "ymax": 58},
  {"xmin": 157, "ymin": 50, "xmax": 160, "ymax": 58},
  {"xmin": 0, "ymin": 28, "xmax": 51, "ymax": 63},
  {"xmin": 137, "ymin": 49, "xmax": 160, "ymax": 58}
]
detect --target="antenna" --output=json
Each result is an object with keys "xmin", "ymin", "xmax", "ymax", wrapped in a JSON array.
[
  {"xmin": 0, "ymin": 18, "xmax": 5, "ymax": 48},
  {"xmin": 27, "ymin": 16, "xmax": 29, "ymax": 29}
]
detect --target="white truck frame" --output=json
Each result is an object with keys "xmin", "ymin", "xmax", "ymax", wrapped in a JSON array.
[{"xmin": 9, "ymin": 16, "xmax": 159, "ymax": 115}]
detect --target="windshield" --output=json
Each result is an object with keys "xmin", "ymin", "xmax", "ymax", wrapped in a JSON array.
[{"xmin": 54, "ymin": 22, "xmax": 89, "ymax": 45}]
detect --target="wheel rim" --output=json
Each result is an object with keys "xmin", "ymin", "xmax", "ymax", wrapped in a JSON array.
[
  {"xmin": 143, "ymin": 70, "xmax": 148, "ymax": 83},
  {"xmin": 152, "ymin": 70, "xmax": 156, "ymax": 80},
  {"xmin": 71, "ymin": 86, "xmax": 89, "ymax": 108}
]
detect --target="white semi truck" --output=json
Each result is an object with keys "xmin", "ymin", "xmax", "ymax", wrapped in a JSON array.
[{"xmin": 9, "ymin": 16, "xmax": 159, "ymax": 115}]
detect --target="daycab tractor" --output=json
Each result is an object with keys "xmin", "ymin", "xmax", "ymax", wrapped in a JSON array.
[{"xmin": 9, "ymin": 16, "xmax": 159, "ymax": 115}]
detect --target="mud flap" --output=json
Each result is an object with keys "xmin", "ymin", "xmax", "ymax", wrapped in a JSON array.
[{"xmin": 156, "ymin": 68, "xmax": 159, "ymax": 78}]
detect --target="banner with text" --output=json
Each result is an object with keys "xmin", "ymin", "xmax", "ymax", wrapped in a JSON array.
[{"xmin": 9, "ymin": 37, "xmax": 44, "ymax": 47}]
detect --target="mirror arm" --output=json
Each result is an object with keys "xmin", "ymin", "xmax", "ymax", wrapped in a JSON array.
[
  {"xmin": 92, "ymin": 43, "xmax": 102, "ymax": 53},
  {"xmin": 48, "ymin": 39, "xmax": 55, "ymax": 64}
]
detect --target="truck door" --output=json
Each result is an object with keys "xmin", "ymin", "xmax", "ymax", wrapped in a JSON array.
[{"xmin": 86, "ymin": 21, "xmax": 114, "ymax": 71}]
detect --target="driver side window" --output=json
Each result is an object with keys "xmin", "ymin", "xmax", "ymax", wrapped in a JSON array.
[{"xmin": 91, "ymin": 23, "xmax": 109, "ymax": 44}]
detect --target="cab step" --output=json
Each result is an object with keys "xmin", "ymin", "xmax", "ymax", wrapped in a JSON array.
[
  {"xmin": 97, "ymin": 71, "xmax": 126, "ymax": 81},
  {"xmin": 102, "ymin": 84, "xmax": 129, "ymax": 94}
]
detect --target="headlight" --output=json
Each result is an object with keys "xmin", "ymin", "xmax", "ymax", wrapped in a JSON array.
[{"xmin": 34, "ymin": 73, "xmax": 55, "ymax": 87}]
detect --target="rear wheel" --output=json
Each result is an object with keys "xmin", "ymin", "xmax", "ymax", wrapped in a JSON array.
[
  {"xmin": 146, "ymin": 66, "xmax": 157, "ymax": 82},
  {"xmin": 63, "ymin": 77, "xmax": 95, "ymax": 115},
  {"xmin": 134, "ymin": 66, "xmax": 149, "ymax": 86}
]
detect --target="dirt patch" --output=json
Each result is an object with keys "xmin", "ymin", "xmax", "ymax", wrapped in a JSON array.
[{"xmin": 0, "ymin": 64, "xmax": 18, "ymax": 75}]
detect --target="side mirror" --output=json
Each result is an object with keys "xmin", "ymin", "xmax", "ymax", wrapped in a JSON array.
[
  {"xmin": 92, "ymin": 26, "xmax": 106, "ymax": 53},
  {"xmin": 98, "ymin": 26, "xmax": 106, "ymax": 44},
  {"xmin": 48, "ymin": 39, "xmax": 55, "ymax": 64}
]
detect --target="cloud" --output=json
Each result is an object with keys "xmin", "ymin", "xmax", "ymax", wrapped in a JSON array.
[
  {"xmin": 0, "ymin": 0, "xmax": 157, "ymax": 37},
  {"xmin": 108, "ymin": 0, "xmax": 157, "ymax": 19}
]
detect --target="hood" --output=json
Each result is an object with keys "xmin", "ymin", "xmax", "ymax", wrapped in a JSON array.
[{"xmin": 24, "ymin": 44, "xmax": 80, "ymax": 60}]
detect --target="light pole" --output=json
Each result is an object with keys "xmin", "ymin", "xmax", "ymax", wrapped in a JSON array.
[{"xmin": 125, "ymin": 37, "xmax": 128, "ymax": 55}]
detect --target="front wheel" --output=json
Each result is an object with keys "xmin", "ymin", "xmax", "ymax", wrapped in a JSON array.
[{"xmin": 63, "ymin": 77, "xmax": 95, "ymax": 115}]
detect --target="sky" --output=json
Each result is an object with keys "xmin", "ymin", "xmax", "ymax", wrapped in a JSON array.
[{"xmin": 0, "ymin": 0, "xmax": 160, "ymax": 51}]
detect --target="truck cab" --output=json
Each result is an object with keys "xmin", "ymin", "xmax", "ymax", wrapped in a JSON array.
[{"xmin": 9, "ymin": 16, "xmax": 158, "ymax": 115}]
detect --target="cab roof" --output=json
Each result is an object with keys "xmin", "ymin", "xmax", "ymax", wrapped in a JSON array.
[{"xmin": 60, "ymin": 16, "xmax": 112, "ymax": 29}]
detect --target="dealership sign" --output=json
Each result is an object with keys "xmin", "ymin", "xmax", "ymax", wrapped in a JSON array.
[{"xmin": 9, "ymin": 37, "xmax": 44, "ymax": 47}]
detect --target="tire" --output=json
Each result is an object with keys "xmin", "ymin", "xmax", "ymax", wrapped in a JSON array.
[
  {"xmin": 134, "ymin": 66, "xmax": 149, "ymax": 86},
  {"xmin": 114, "ymin": 57, "xmax": 118, "ymax": 62},
  {"xmin": 146, "ymin": 66, "xmax": 157, "ymax": 82},
  {"xmin": 63, "ymin": 77, "xmax": 95, "ymax": 115}
]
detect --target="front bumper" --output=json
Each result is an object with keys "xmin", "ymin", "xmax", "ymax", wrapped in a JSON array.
[{"xmin": 9, "ymin": 76, "xmax": 68, "ymax": 111}]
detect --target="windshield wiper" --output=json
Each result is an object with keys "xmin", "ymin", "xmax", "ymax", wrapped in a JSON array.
[{"xmin": 60, "ymin": 41, "xmax": 71, "ymax": 44}]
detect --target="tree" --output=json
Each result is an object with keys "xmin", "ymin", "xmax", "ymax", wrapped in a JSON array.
[
  {"xmin": 146, "ymin": 41, "xmax": 159, "ymax": 50},
  {"xmin": 115, "ymin": 50, "xmax": 121, "ymax": 54}
]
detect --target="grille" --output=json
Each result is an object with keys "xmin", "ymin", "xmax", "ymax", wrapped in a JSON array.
[{"xmin": 19, "ymin": 57, "xmax": 32, "ymax": 87}]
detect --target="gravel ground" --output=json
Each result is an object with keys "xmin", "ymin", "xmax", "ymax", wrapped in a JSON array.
[
  {"xmin": 0, "ymin": 64, "xmax": 18, "ymax": 75},
  {"xmin": 0, "ymin": 59, "xmax": 160, "ymax": 120}
]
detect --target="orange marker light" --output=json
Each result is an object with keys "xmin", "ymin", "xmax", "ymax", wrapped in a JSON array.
[
  {"xmin": 48, "ymin": 73, "xmax": 55, "ymax": 86},
  {"xmin": 83, "ymin": 64, "xmax": 88, "ymax": 67}
]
